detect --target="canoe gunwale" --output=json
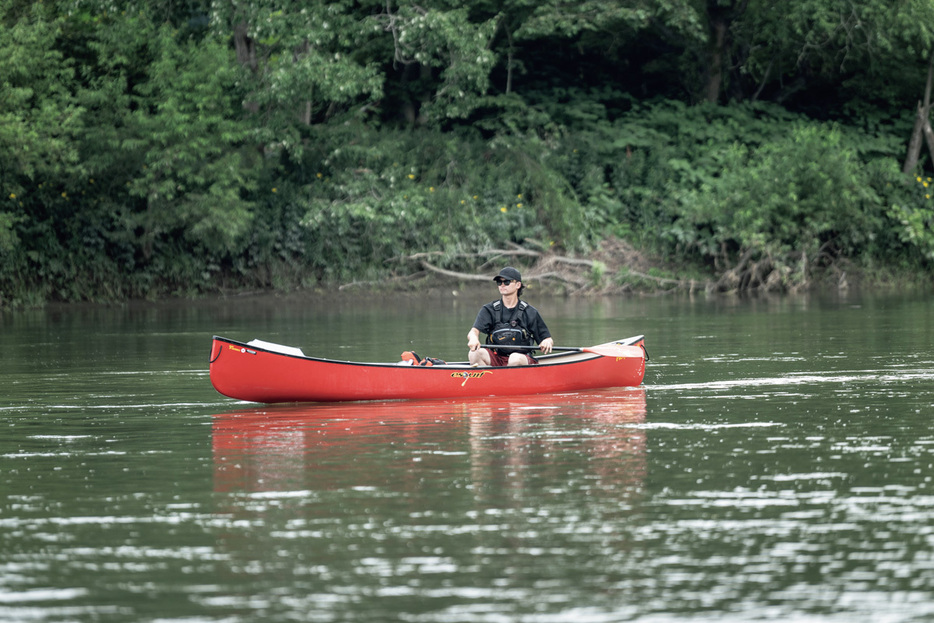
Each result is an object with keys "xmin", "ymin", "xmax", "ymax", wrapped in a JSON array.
[{"xmin": 211, "ymin": 335, "xmax": 608, "ymax": 369}]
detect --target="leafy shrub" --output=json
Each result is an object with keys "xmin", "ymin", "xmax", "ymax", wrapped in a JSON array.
[
  {"xmin": 664, "ymin": 123, "xmax": 888, "ymax": 289},
  {"xmin": 888, "ymin": 175, "xmax": 934, "ymax": 263},
  {"xmin": 249, "ymin": 122, "xmax": 597, "ymax": 283}
]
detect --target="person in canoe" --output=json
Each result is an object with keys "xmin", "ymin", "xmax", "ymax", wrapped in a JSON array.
[{"xmin": 467, "ymin": 266, "xmax": 554, "ymax": 366}]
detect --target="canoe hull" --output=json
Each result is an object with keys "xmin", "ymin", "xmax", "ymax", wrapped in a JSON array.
[{"xmin": 209, "ymin": 335, "xmax": 646, "ymax": 403}]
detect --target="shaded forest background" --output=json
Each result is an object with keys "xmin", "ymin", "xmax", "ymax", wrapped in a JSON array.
[{"xmin": 4, "ymin": 0, "xmax": 934, "ymax": 306}]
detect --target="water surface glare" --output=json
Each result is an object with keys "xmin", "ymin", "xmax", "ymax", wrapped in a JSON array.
[{"xmin": 1, "ymin": 291, "xmax": 933, "ymax": 622}]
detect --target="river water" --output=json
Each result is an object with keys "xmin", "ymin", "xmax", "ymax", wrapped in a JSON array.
[{"xmin": 1, "ymin": 288, "xmax": 933, "ymax": 622}]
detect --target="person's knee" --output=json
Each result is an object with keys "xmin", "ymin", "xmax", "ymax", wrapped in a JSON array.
[
  {"xmin": 507, "ymin": 353, "xmax": 529, "ymax": 366},
  {"xmin": 469, "ymin": 349, "xmax": 490, "ymax": 366}
]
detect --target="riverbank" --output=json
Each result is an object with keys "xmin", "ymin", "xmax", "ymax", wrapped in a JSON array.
[
  {"xmin": 323, "ymin": 237, "xmax": 931, "ymax": 300},
  {"xmin": 2, "ymin": 236, "xmax": 931, "ymax": 312}
]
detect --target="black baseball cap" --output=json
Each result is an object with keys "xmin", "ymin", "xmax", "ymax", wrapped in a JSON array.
[{"xmin": 494, "ymin": 266, "xmax": 522, "ymax": 282}]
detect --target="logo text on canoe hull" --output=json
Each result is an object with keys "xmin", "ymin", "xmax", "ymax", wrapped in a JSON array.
[{"xmin": 454, "ymin": 370, "xmax": 492, "ymax": 387}]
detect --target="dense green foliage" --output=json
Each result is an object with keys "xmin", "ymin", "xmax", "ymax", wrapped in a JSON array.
[{"xmin": 2, "ymin": 0, "xmax": 934, "ymax": 305}]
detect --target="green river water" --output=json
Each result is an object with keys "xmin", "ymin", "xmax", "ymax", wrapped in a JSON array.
[{"xmin": 1, "ymin": 288, "xmax": 933, "ymax": 622}]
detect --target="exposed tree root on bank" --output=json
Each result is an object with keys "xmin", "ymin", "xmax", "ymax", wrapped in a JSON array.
[
  {"xmin": 399, "ymin": 238, "xmax": 708, "ymax": 295},
  {"xmin": 379, "ymin": 239, "xmax": 864, "ymax": 296},
  {"xmin": 712, "ymin": 249, "xmax": 792, "ymax": 293},
  {"xmin": 342, "ymin": 240, "xmax": 863, "ymax": 295},
  {"xmin": 709, "ymin": 248, "xmax": 852, "ymax": 294}
]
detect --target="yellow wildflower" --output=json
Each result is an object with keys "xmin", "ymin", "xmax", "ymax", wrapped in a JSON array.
[
  {"xmin": 316, "ymin": 172, "xmax": 323, "ymax": 178},
  {"xmin": 429, "ymin": 187, "xmax": 435, "ymax": 192},
  {"xmin": 472, "ymin": 195, "xmax": 478, "ymax": 200},
  {"xmin": 408, "ymin": 174, "xmax": 415, "ymax": 180},
  {"xmin": 272, "ymin": 188, "xmax": 277, "ymax": 193},
  {"xmin": 9, "ymin": 193, "xmax": 15, "ymax": 199},
  {"xmin": 500, "ymin": 207, "xmax": 507, "ymax": 213},
  {"xmin": 516, "ymin": 203, "xmax": 523, "ymax": 208}
]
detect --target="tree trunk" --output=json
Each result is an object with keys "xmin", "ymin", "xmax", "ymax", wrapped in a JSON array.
[
  {"xmin": 505, "ymin": 27, "xmax": 515, "ymax": 94},
  {"xmin": 295, "ymin": 41, "xmax": 312, "ymax": 125},
  {"xmin": 234, "ymin": 21, "xmax": 259, "ymax": 114},
  {"xmin": 704, "ymin": 17, "xmax": 727, "ymax": 103},
  {"xmin": 233, "ymin": 22, "xmax": 256, "ymax": 72},
  {"xmin": 702, "ymin": 0, "xmax": 751, "ymax": 104},
  {"xmin": 905, "ymin": 109, "xmax": 925, "ymax": 174},
  {"xmin": 920, "ymin": 120, "xmax": 934, "ymax": 173},
  {"xmin": 903, "ymin": 51, "xmax": 934, "ymax": 174}
]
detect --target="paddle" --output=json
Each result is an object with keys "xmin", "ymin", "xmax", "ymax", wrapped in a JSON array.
[{"xmin": 480, "ymin": 342, "xmax": 640, "ymax": 358}]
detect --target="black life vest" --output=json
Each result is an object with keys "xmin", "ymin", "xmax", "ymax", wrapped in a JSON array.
[{"xmin": 486, "ymin": 300, "xmax": 531, "ymax": 350}]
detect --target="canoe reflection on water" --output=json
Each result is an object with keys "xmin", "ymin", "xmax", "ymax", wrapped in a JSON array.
[{"xmin": 212, "ymin": 388, "xmax": 647, "ymax": 496}]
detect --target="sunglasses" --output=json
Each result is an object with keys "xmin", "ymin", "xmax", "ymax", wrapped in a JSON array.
[{"xmin": 495, "ymin": 279, "xmax": 515, "ymax": 286}]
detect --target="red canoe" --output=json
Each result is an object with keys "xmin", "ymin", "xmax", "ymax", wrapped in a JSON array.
[{"xmin": 209, "ymin": 335, "xmax": 647, "ymax": 403}]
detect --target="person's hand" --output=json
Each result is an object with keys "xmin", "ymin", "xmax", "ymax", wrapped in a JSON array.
[
  {"xmin": 539, "ymin": 337, "xmax": 554, "ymax": 354},
  {"xmin": 467, "ymin": 334, "xmax": 481, "ymax": 351}
]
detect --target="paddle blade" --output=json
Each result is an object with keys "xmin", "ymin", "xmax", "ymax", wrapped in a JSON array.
[
  {"xmin": 582, "ymin": 337, "xmax": 646, "ymax": 359},
  {"xmin": 480, "ymin": 336, "xmax": 647, "ymax": 360}
]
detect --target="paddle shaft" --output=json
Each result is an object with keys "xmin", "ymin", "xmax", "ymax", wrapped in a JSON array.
[{"xmin": 480, "ymin": 344, "xmax": 582, "ymax": 353}]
